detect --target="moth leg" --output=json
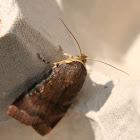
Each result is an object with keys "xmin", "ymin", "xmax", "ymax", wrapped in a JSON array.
[
  {"xmin": 37, "ymin": 53, "xmax": 50, "ymax": 64},
  {"xmin": 59, "ymin": 45, "xmax": 63, "ymax": 53},
  {"xmin": 37, "ymin": 53, "xmax": 63, "ymax": 67},
  {"xmin": 63, "ymin": 53, "xmax": 72, "ymax": 58},
  {"xmin": 59, "ymin": 45, "xmax": 72, "ymax": 58}
]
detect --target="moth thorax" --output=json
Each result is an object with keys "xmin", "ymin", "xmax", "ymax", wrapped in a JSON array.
[{"xmin": 76, "ymin": 54, "xmax": 87, "ymax": 64}]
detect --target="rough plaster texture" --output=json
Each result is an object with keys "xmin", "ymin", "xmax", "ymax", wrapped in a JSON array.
[{"xmin": 0, "ymin": 0, "xmax": 140, "ymax": 140}]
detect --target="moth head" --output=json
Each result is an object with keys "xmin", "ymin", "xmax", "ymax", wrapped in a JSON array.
[{"xmin": 76, "ymin": 53, "xmax": 88, "ymax": 64}]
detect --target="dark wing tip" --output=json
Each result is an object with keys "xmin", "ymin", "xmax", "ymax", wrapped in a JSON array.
[
  {"xmin": 33, "ymin": 123, "xmax": 52, "ymax": 136},
  {"xmin": 8, "ymin": 105, "xmax": 51, "ymax": 136},
  {"xmin": 8, "ymin": 105, "xmax": 39, "ymax": 125}
]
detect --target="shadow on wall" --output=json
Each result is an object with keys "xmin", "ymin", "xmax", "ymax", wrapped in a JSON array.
[
  {"xmin": 0, "ymin": 19, "xmax": 65, "ymax": 121},
  {"xmin": 62, "ymin": 76, "xmax": 114, "ymax": 139},
  {"xmin": 75, "ymin": 75, "xmax": 114, "ymax": 112}
]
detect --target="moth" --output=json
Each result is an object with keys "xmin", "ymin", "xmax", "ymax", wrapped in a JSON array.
[{"xmin": 8, "ymin": 18, "xmax": 128, "ymax": 136}]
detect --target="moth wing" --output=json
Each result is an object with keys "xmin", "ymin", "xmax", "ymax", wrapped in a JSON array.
[
  {"xmin": 8, "ymin": 62, "xmax": 87, "ymax": 136},
  {"xmin": 8, "ymin": 87, "xmax": 69, "ymax": 135},
  {"xmin": 8, "ymin": 75, "xmax": 69, "ymax": 136}
]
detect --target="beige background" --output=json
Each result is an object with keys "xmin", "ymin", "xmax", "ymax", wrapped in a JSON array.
[{"xmin": 0, "ymin": 0, "xmax": 140, "ymax": 139}]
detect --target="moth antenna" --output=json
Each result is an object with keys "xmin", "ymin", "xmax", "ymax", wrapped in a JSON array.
[
  {"xmin": 87, "ymin": 58, "xmax": 129, "ymax": 76},
  {"xmin": 58, "ymin": 17, "xmax": 82, "ymax": 55}
]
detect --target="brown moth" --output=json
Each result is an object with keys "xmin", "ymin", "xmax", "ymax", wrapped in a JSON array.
[
  {"xmin": 8, "ymin": 18, "xmax": 88, "ymax": 136},
  {"xmin": 8, "ymin": 18, "xmax": 128, "ymax": 136}
]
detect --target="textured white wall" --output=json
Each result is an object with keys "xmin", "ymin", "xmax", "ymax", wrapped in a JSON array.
[{"xmin": 0, "ymin": 0, "xmax": 140, "ymax": 140}]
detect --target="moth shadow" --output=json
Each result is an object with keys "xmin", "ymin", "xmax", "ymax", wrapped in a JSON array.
[
  {"xmin": 47, "ymin": 108, "xmax": 95, "ymax": 140},
  {"xmin": 68, "ymin": 75, "xmax": 114, "ymax": 139},
  {"xmin": 76, "ymin": 75, "xmax": 114, "ymax": 112}
]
